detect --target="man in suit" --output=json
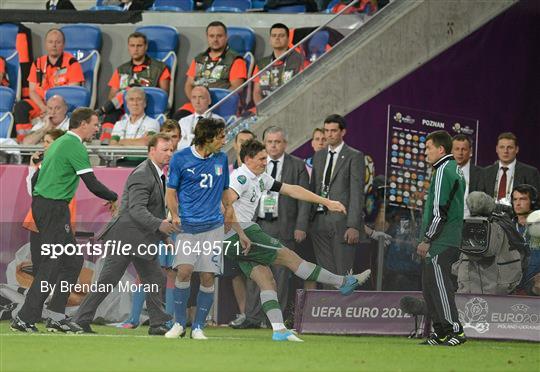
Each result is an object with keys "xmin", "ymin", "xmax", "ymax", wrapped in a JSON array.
[
  {"xmin": 73, "ymin": 133, "xmax": 176, "ymax": 335},
  {"xmin": 235, "ymin": 126, "xmax": 310, "ymax": 328},
  {"xmin": 310, "ymin": 114, "xmax": 365, "ymax": 278},
  {"xmin": 452, "ymin": 134, "xmax": 482, "ymax": 218},
  {"xmin": 479, "ymin": 132, "xmax": 540, "ymax": 205}
]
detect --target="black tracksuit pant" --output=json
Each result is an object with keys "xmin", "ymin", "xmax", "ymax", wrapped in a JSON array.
[
  {"xmin": 422, "ymin": 247, "xmax": 463, "ymax": 337},
  {"xmin": 18, "ymin": 196, "xmax": 83, "ymax": 323}
]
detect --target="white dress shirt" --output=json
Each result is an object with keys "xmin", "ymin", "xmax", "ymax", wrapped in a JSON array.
[
  {"xmin": 31, "ymin": 115, "xmax": 70, "ymax": 133},
  {"xmin": 322, "ymin": 141, "xmax": 345, "ymax": 186},
  {"xmin": 460, "ymin": 160, "xmax": 471, "ymax": 218},
  {"xmin": 178, "ymin": 112, "xmax": 225, "ymax": 150},
  {"xmin": 112, "ymin": 114, "xmax": 160, "ymax": 140},
  {"xmin": 257, "ymin": 153, "xmax": 285, "ymax": 218}
]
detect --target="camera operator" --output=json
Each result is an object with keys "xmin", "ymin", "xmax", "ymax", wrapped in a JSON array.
[{"xmin": 512, "ymin": 184, "xmax": 539, "ymax": 295}]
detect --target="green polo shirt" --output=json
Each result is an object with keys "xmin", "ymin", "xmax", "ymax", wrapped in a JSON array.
[{"xmin": 33, "ymin": 131, "xmax": 92, "ymax": 201}]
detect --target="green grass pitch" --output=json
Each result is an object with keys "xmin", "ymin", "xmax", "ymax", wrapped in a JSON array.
[{"xmin": 1, "ymin": 321, "xmax": 538, "ymax": 371}]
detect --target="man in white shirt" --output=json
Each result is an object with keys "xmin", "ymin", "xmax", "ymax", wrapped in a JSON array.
[
  {"xmin": 110, "ymin": 87, "xmax": 160, "ymax": 146},
  {"xmin": 479, "ymin": 132, "xmax": 540, "ymax": 205},
  {"xmin": 177, "ymin": 86, "xmax": 224, "ymax": 150},
  {"xmin": 452, "ymin": 134, "xmax": 482, "ymax": 217},
  {"xmin": 237, "ymin": 127, "xmax": 310, "ymax": 329},
  {"xmin": 221, "ymin": 139, "xmax": 370, "ymax": 341},
  {"xmin": 22, "ymin": 95, "xmax": 69, "ymax": 145}
]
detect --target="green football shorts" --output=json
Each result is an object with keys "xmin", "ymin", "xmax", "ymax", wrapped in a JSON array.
[{"xmin": 224, "ymin": 224, "xmax": 283, "ymax": 277}]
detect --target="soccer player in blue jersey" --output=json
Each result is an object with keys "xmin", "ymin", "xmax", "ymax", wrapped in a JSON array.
[{"xmin": 164, "ymin": 118, "xmax": 248, "ymax": 339}]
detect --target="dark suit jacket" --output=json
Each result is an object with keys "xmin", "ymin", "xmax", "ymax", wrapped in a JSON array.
[
  {"xmin": 272, "ymin": 153, "xmax": 311, "ymax": 240},
  {"xmin": 469, "ymin": 163, "xmax": 482, "ymax": 193},
  {"xmin": 309, "ymin": 143, "xmax": 365, "ymax": 235},
  {"xmin": 98, "ymin": 159, "xmax": 166, "ymax": 260},
  {"xmin": 479, "ymin": 161, "xmax": 540, "ymax": 198}
]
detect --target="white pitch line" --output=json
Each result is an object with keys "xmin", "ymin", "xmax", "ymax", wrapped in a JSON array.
[{"xmin": 0, "ymin": 333, "xmax": 258, "ymax": 340}]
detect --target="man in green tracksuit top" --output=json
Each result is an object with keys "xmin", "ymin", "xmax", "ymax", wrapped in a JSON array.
[{"xmin": 417, "ymin": 130, "xmax": 466, "ymax": 346}]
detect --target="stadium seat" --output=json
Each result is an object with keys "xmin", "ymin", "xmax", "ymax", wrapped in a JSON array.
[
  {"xmin": 123, "ymin": 87, "xmax": 168, "ymax": 124},
  {"xmin": 251, "ymin": 0, "xmax": 265, "ymax": 9},
  {"xmin": 60, "ymin": 25, "xmax": 102, "ymax": 109},
  {"xmin": 45, "ymin": 86, "xmax": 91, "ymax": 113},
  {"xmin": 0, "ymin": 23, "xmax": 21, "ymax": 100},
  {"xmin": 90, "ymin": 5, "xmax": 123, "ymax": 11},
  {"xmin": 0, "ymin": 86, "xmax": 15, "ymax": 138},
  {"xmin": 266, "ymin": 4, "xmax": 306, "ymax": 12},
  {"xmin": 151, "ymin": 0, "xmax": 193, "ymax": 11},
  {"xmin": 207, "ymin": 0, "xmax": 251, "ymax": 12},
  {"xmin": 306, "ymin": 30, "xmax": 330, "ymax": 63},
  {"xmin": 324, "ymin": 0, "xmax": 339, "ymax": 12},
  {"xmin": 228, "ymin": 27, "xmax": 255, "ymax": 54},
  {"xmin": 135, "ymin": 25, "xmax": 179, "ymax": 109},
  {"xmin": 209, "ymin": 88, "xmax": 239, "ymax": 123}
]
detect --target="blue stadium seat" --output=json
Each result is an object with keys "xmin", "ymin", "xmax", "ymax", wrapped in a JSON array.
[
  {"xmin": 151, "ymin": 0, "xmax": 193, "ymax": 11},
  {"xmin": 45, "ymin": 86, "xmax": 91, "ymax": 113},
  {"xmin": 135, "ymin": 25, "xmax": 179, "ymax": 109},
  {"xmin": 209, "ymin": 88, "xmax": 239, "ymax": 123},
  {"xmin": 0, "ymin": 86, "xmax": 15, "ymax": 138},
  {"xmin": 306, "ymin": 30, "xmax": 330, "ymax": 62},
  {"xmin": 90, "ymin": 5, "xmax": 123, "ymax": 11},
  {"xmin": 228, "ymin": 27, "xmax": 255, "ymax": 54},
  {"xmin": 0, "ymin": 23, "xmax": 21, "ymax": 100},
  {"xmin": 267, "ymin": 4, "xmax": 306, "ymax": 12},
  {"xmin": 60, "ymin": 25, "xmax": 102, "ymax": 109},
  {"xmin": 251, "ymin": 0, "xmax": 265, "ymax": 9},
  {"xmin": 123, "ymin": 87, "xmax": 168, "ymax": 124},
  {"xmin": 324, "ymin": 0, "xmax": 339, "ymax": 12},
  {"xmin": 207, "ymin": 0, "xmax": 251, "ymax": 12}
]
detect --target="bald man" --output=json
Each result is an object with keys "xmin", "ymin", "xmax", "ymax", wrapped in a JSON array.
[
  {"xmin": 22, "ymin": 95, "xmax": 70, "ymax": 145},
  {"xmin": 13, "ymin": 28, "xmax": 84, "ymax": 143},
  {"xmin": 177, "ymin": 86, "xmax": 224, "ymax": 150}
]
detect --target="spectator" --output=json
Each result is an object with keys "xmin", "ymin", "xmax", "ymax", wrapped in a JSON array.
[
  {"xmin": 479, "ymin": 132, "xmax": 540, "ymax": 205},
  {"xmin": 174, "ymin": 21, "xmax": 247, "ymax": 120},
  {"xmin": 110, "ymin": 87, "xmax": 160, "ymax": 146},
  {"xmin": 512, "ymin": 184, "xmax": 539, "ymax": 295},
  {"xmin": 253, "ymin": 23, "xmax": 304, "ymax": 105},
  {"xmin": 305, "ymin": 127, "xmax": 326, "ymax": 172},
  {"xmin": 177, "ymin": 86, "xmax": 224, "ymax": 150},
  {"xmin": 22, "ymin": 95, "xmax": 69, "ymax": 145},
  {"xmin": 13, "ymin": 28, "xmax": 84, "ymax": 143},
  {"xmin": 231, "ymin": 129, "xmax": 255, "ymax": 171},
  {"xmin": 0, "ymin": 56, "xmax": 9, "ymax": 87},
  {"xmin": 46, "ymin": 0, "xmax": 76, "ymax": 10},
  {"xmin": 309, "ymin": 114, "xmax": 365, "ymax": 277},
  {"xmin": 160, "ymin": 119, "xmax": 181, "ymax": 150},
  {"xmin": 98, "ymin": 31, "xmax": 170, "ymax": 144},
  {"xmin": 452, "ymin": 134, "xmax": 482, "ymax": 217}
]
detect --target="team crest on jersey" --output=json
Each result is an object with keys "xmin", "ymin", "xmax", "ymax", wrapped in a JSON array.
[
  {"xmin": 215, "ymin": 165, "xmax": 223, "ymax": 176},
  {"xmin": 237, "ymin": 175, "xmax": 247, "ymax": 184},
  {"xmin": 259, "ymin": 179, "xmax": 265, "ymax": 191}
]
